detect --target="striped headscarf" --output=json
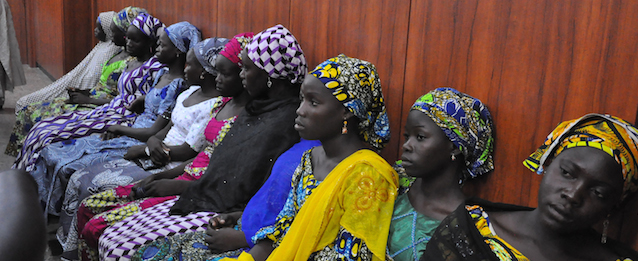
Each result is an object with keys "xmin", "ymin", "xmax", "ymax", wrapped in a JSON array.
[
  {"xmin": 164, "ymin": 21, "xmax": 201, "ymax": 53},
  {"xmin": 247, "ymin": 24, "xmax": 307, "ymax": 84},
  {"xmin": 524, "ymin": 114, "xmax": 638, "ymax": 201},
  {"xmin": 131, "ymin": 13, "xmax": 165, "ymax": 41},
  {"xmin": 98, "ymin": 11, "xmax": 116, "ymax": 41},
  {"xmin": 193, "ymin": 37, "xmax": 229, "ymax": 75},
  {"xmin": 411, "ymin": 88, "xmax": 495, "ymax": 182},
  {"xmin": 112, "ymin": 6, "xmax": 146, "ymax": 32},
  {"xmin": 221, "ymin": 32, "xmax": 254, "ymax": 67},
  {"xmin": 309, "ymin": 54, "xmax": 390, "ymax": 150}
]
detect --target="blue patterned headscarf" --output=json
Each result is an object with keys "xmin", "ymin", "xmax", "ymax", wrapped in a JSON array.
[
  {"xmin": 131, "ymin": 13, "xmax": 165, "ymax": 41},
  {"xmin": 164, "ymin": 22, "xmax": 201, "ymax": 53},
  {"xmin": 411, "ymin": 88, "xmax": 494, "ymax": 182},
  {"xmin": 309, "ymin": 54, "xmax": 390, "ymax": 150},
  {"xmin": 193, "ymin": 37, "xmax": 229, "ymax": 75},
  {"xmin": 113, "ymin": 6, "xmax": 146, "ymax": 32}
]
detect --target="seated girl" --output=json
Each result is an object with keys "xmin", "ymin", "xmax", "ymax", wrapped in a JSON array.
[
  {"xmin": 131, "ymin": 139, "xmax": 320, "ymax": 261},
  {"xmin": 93, "ymin": 24, "xmax": 305, "ymax": 260},
  {"xmin": 66, "ymin": 34, "xmax": 251, "ymax": 261},
  {"xmin": 386, "ymin": 88, "xmax": 494, "ymax": 261},
  {"xmin": 5, "ymin": 7, "xmax": 144, "ymax": 156},
  {"xmin": 422, "ymin": 114, "xmax": 638, "ymax": 260},
  {"xmin": 221, "ymin": 54, "xmax": 396, "ymax": 261},
  {"xmin": 29, "ymin": 21, "xmax": 200, "ymax": 218},
  {"xmin": 13, "ymin": 12, "xmax": 166, "ymax": 171},
  {"xmin": 45, "ymin": 21, "xmax": 201, "ymax": 260}
]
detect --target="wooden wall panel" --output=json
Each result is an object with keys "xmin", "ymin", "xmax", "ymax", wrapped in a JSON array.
[
  {"xmin": 6, "ymin": 0, "xmax": 28, "ymax": 64},
  {"xmin": 289, "ymin": 0, "xmax": 410, "ymax": 161},
  {"xmin": 33, "ymin": 0, "xmax": 63, "ymax": 78},
  {"xmin": 216, "ymin": 0, "xmax": 290, "ymax": 38},
  {"xmin": 95, "ymin": 0, "xmax": 218, "ymax": 40},
  {"xmin": 63, "ymin": 0, "xmax": 92, "ymax": 74}
]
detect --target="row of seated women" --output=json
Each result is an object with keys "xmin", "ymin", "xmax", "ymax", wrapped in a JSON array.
[{"xmin": 7, "ymin": 6, "xmax": 638, "ymax": 261}]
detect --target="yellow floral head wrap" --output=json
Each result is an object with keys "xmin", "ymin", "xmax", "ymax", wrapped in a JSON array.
[{"xmin": 524, "ymin": 114, "xmax": 638, "ymax": 201}]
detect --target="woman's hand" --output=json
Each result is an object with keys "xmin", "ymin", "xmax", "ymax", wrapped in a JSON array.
[
  {"xmin": 102, "ymin": 125, "xmax": 122, "ymax": 140},
  {"xmin": 67, "ymin": 91, "xmax": 93, "ymax": 104},
  {"xmin": 124, "ymin": 145, "xmax": 147, "ymax": 160},
  {"xmin": 146, "ymin": 136, "xmax": 170, "ymax": 165},
  {"xmin": 208, "ymin": 212, "xmax": 241, "ymax": 229},
  {"xmin": 205, "ymin": 228, "xmax": 248, "ymax": 253},
  {"xmin": 129, "ymin": 175, "xmax": 157, "ymax": 199}
]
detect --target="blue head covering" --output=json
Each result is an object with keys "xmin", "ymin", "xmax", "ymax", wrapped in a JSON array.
[
  {"xmin": 193, "ymin": 37, "xmax": 229, "ymax": 75},
  {"xmin": 411, "ymin": 87, "xmax": 495, "ymax": 182},
  {"xmin": 164, "ymin": 21, "xmax": 201, "ymax": 53},
  {"xmin": 113, "ymin": 6, "xmax": 146, "ymax": 32}
]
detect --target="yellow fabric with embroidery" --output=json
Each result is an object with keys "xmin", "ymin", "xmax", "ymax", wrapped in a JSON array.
[{"xmin": 263, "ymin": 149, "xmax": 397, "ymax": 260}]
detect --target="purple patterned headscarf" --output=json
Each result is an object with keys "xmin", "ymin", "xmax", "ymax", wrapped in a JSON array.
[
  {"xmin": 247, "ymin": 24, "xmax": 307, "ymax": 84},
  {"xmin": 131, "ymin": 13, "xmax": 165, "ymax": 41}
]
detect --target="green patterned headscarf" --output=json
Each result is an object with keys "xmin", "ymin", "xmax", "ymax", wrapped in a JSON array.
[
  {"xmin": 411, "ymin": 88, "xmax": 494, "ymax": 182},
  {"xmin": 113, "ymin": 6, "xmax": 147, "ymax": 32},
  {"xmin": 309, "ymin": 54, "xmax": 390, "ymax": 150}
]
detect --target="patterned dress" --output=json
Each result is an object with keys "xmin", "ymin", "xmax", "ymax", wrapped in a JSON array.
[
  {"xmin": 14, "ymin": 57, "xmax": 165, "ymax": 171},
  {"xmin": 252, "ymin": 151, "xmax": 373, "ymax": 261},
  {"xmin": 386, "ymin": 193, "xmax": 440, "ymax": 261},
  {"xmin": 5, "ymin": 52, "xmax": 131, "ymax": 156},
  {"xmin": 30, "ymin": 68, "xmax": 183, "ymax": 217},
  {"xmin": 72, "ymin": 109, "xmax": 235, "ymax": 261}
]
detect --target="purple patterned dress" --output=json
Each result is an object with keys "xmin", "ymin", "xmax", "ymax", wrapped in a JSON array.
[{"xmin": 14, "ymin": 57, "xmax": 165, "ymax": 171}]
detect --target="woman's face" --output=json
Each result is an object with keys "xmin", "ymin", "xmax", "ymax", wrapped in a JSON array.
[
  {"xmin": 94, "ymin": 22, "xmax": 106, "ymax": 42},
  {"xmin": 215, "ymin": 55, "xmax": 243, "ymax": 97},
  {"xmin": 184, "ymin": 49, "xmax": 205, "ymax": 85},
  {"xmin": 239, "ymin": 50, "xmax": 269, "ymax": 97},
  {"xmin": 126, "ymin": 25, "xmax": 151, "ymax": 57},
  {"xmin": 295, "ymin": 75, "xmax": 345, "ymax": 140},
  {"xmin": 155, "ymin": 30, "xmax": 179, "ymax": 64},
  {"xmin": 536, "ymin": 146, "xmax": 623, "ymax": 233},
  {"xmin": 110, "ymin": 22, "xmax": 126, "ymax": 46},
  {"xmin": 400, "ymin": 110, "xmax": 456, "ymax": 178}
]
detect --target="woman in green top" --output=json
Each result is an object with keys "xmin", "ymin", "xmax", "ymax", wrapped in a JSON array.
[
  {"xmin": 387, "ymin": 88, "xmax": 495, "ymax": 261},
  {"xmin": 4, "ymin": 7, "xmax": 143, "ymax": 156}
]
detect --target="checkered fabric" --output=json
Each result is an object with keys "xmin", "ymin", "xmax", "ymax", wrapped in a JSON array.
[
  {"xmin": 247, "ymin": 24, "xmax": 307, "ymax": 84},
  {"xmin": 98, "ymin": 197, "xmax": 216, "ymax": 260}
]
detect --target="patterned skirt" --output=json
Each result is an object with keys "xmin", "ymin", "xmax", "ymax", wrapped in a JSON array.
[{"xmin": 94, "ymin": 197, "xmax": 216, "ymax": 261}]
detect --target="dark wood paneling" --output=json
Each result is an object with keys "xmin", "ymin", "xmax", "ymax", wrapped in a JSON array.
[
  {"xmin": 34, "ymin": 0, "xmax": 63, "ymax": 78},
  {"xmin": 63, "ymin": 0, "xmax": 92, "ymax": 73},
  {"xmin": 216, "ymin": 0, "xmax": 290, "ymax": 38},
  {"xmin": 6, "ymin": 0, "xmax": 28, "ymax": 64},
  {"xmin": 95, "ymin": 0, "xmax": 218, "ymax": 39},
  {"xmin": 289, "ymin": 0, "xmax": 410, "ymax": 162}
]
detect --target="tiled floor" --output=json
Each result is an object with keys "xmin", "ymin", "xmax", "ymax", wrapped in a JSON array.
[{"xmin": 2, "ymin": 65, "xmax": 62, "ymax": 261}]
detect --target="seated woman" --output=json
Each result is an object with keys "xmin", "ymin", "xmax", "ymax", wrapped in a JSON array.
[
  {"xmin": 422, "ymin": 114, "xmax": 638, "ymax": 260},
  {"xmin": 13, "ymin": 12, "xmax": 165, "ymax": 171},
  {"xmin": 94, "ymin": 24, "xmax": 305, "ymax": 261},
  {"xmin": 219, "ymin": 54, "xmax": 395, "ymax": 261},
  {"xmin": 28, "ymin": 21, "xmax": 200, "ymax": 217},
  {"xmin": 5, "ymin": 8, "xmax": 142, "ymax": 156},
  {"xmin": 386, "ymin": 88, "xmax": 494, "ymax": 261},
  {"xmin": 65, "ymin": 34, "xmax": 251, "ymax": 261},
  {"xmin": 131, "ymin": 139, "xmax": 321, "ymax": 261},
  {"xmin": 60, "ymin": 37, "xmax": 232, "ymax": 259},
  {"xmin": 41, "ymin": 21, "xmax": 201, "ymax": 260}
]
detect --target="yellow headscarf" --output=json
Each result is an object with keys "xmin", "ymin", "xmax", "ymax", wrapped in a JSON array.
[{"xmin": 523, "ymin": 113, "xmax": 638, "ymax": 201}]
